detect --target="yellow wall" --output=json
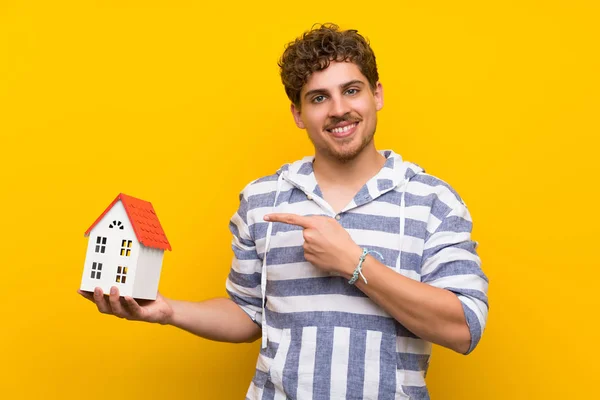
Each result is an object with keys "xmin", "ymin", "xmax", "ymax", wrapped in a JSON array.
[{"xmin": 1, "ymin": 1, "xmax": 598, "ymax": 398}]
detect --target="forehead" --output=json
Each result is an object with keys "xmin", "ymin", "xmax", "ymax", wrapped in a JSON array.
[{"xmin": 301, "ymin": 61, "xmax": 367, "ymax": 93}]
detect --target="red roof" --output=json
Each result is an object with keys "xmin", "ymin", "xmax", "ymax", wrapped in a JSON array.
[{"xmin": 84, "ymin": 193, "xmax": 172, "ymax": 251}]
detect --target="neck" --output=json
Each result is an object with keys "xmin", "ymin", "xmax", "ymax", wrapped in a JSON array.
[{"xmin": 313, "ymin": 144, "xmax": 386, "ymax": 187}]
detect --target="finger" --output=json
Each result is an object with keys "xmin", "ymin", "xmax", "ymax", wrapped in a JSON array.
[
  {"xmin": 302, "ymin": 245, "xmax": 316, "ymax": 263},
  {"xmin": 93, "ymin": 287, "xmax": 111, "ymax": 314},
  {"xmin": 303, "ymin": 229, "xmax": 317, "ymax": 241},
  {"xmin": 108, "ymin": 287, "xmax": 127, "ymax": 317},
  {"xmin": 123, "ymin": 296, "xmax": 144, "ymax": 319},
  {"xmin": 264, "ymin": 213, "xmax": 313, "ymax": 228}
]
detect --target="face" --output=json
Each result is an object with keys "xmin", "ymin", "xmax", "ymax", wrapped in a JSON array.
[{"xmin": 291, "ymin": 61, "xmax": 384, "ymax": 163}]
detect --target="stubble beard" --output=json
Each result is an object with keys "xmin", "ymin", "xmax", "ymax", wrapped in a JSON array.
[{"xmin": 313, "ymin": 124, "xmax": 377, "ymax": 164}]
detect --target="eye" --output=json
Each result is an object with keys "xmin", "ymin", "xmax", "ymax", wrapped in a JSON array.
[
  {"xmin": 312, "ymin": 95, "xmax": 326, "ymax": 103},
  {"xmin": 345, "ymin": 88, "xmax": 359, "ymax": 95}
]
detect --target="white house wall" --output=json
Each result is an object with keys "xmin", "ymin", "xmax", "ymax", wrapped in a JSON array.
[
  {"xmin": 80, "ymin": 200, "xmax": 141, "ymax": 297},
  {"xmin": 132, "ymin": 246, "xmax": 164, "ymax": 300}
]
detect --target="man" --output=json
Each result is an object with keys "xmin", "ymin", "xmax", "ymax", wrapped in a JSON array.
[{"xmin": 79, "ymin": 24, "xmax": 488, "ymax": 400}]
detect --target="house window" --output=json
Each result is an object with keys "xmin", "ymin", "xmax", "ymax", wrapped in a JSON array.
[
  {"xmin": 95, "ymin": 237, "xmax": 107, "ymax": 253},
  {"xmin": 91, "ymin": 262, "xmax": 102, "ymax": 279},
  {"xmin": 120, "ymin": 240, "xmax": 132, "ymax": 257},
  {"xmin": 115, "ymin": 266, "xmax": 128, "ymax": 283},
  {"xmin": 109, "ymin": 220, "xmax": 124, "ymax": 230}
]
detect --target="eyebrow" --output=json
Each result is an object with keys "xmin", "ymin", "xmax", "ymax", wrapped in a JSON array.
[{"xmin": 303, "ymin": 79, "xmax": 366, "ymax": 100}]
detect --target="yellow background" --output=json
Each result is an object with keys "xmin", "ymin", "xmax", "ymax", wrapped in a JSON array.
[{"xmin": 1, "ymin": 1, "xmax": 598, "ymax": 398}]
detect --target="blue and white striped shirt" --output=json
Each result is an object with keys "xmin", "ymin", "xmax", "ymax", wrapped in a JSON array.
[{"xmin": 226, "ymin": 150, "xmax": 488, "ymax": 400}]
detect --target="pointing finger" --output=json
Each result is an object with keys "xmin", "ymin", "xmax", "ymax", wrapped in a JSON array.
[{"xmin": 264, "ymin": 213, "xmax": 313, "ymax": 228}]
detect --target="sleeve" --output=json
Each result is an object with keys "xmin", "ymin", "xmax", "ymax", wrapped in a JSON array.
[
  {"xmin": 421, "ymin": 194, "xmax": 489, "ymax": 354},
  {"xmin": 225, "ymin": 187, "xmax": 264, "ymax": 327}
]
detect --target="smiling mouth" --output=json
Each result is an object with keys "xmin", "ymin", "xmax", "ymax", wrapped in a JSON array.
[{"xmin": 326, "ymin": 122, "xmax": 359, "ymax": 138}]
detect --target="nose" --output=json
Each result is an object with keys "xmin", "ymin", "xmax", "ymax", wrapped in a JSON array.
[{"xmin": 328, "ymin": 94, "xmax": 351, "ymax": 118}]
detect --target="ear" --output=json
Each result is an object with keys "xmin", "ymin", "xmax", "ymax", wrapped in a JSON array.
[
  {"xmin": 290, "ymin": 103, "xmax": 305, "ymax": 129},
  {"xmin": 373, "ymin": 82, "xmax": 384, "ymax": 111}
]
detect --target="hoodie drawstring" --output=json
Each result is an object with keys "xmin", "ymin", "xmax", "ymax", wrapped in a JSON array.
[
  {"xmin": 260, "ymin": 172, "xmax": 285, "ymax": 348},
  {"xmin": 395, "ymin": 179, "xmax": 409, "ymax": 273}
]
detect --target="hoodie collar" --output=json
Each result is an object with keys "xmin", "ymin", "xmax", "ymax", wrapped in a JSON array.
[{"xmin": 278, "ymin": 150, "xmax": 425, "ymax": 212}]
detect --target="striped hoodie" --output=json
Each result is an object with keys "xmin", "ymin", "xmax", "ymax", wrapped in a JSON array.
[{"xmin": 226, "ymin": 150, "xmax": 488, "ymax": 400}]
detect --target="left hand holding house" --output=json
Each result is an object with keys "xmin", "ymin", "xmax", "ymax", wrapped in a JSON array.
[
  {"xmin": 263, "ymin": 213, "xmax": 363, "ymax": 277},
  {"xmin": 78, "ymin": 286, "xmax": 174, "ymax": 325}
]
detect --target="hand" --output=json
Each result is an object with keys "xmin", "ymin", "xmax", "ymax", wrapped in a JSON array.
[
  {"xmin": 78, "ymin": 286, "xmax": 174, "ymax": 325},
  {"xmin": 264, "ymin": 213, "xmax": 362, "ymax": 276}
]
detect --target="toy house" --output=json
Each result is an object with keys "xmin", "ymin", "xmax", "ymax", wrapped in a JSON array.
[{"xmin": 80, "ymin": 193, "xmax": 171, "ymax": 300}]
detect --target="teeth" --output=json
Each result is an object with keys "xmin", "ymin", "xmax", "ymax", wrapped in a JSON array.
[{"xmin": 330, "ymin": 123, "xmax": 357, "ymax": 134}]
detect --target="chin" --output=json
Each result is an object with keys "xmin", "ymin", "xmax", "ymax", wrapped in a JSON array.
[
  {"xmin": 331, "ymin": 137, "xmax": 374, "ymax": 162},
  {"xmin": 328, "ymin": 145, "xmax": 365, "ymax": 163}
]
